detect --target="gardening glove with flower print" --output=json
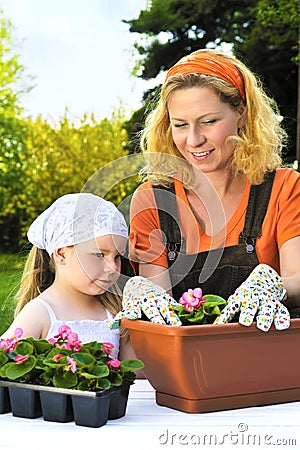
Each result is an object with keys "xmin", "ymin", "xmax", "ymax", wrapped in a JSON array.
[
  {"xmin": 109, "ymin": 276, "xmax": 182, "ymax": 328},
  {"xmin": 214, "ymin": 264, "xmax": 290, "ymax": 331}
]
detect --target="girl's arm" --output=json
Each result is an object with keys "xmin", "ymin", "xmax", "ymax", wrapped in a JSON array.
[{"xmin": 1, "ymin": 300, "xmax": 50, "ymax": 340}]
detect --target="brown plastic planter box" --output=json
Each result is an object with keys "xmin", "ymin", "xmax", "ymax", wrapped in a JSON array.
[{"xmin": 121, "ymin": 318, "xmax": 300, "ymax": 413}]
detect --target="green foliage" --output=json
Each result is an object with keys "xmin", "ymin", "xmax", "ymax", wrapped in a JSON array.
[
  {"xmin": 124, "ymin": 0, "xmax": 299, "ymax": 158},
  {"xmin": 0, "ymin": 109, "xmax": 140, "ymax": 251},
  {"xmin": 0, "ymin": 328, "xmax": 144, "ymax": 391},
  {"xmin": 0, "ymin": 9, "xmax": 140, "ymax": 251},
  {"xmin": 171, "ymin": 295, "xmax": 227, "ymax": 325},
  {"xmin": 0, "ymin": 253, "xmax": 25, "ymax": 334}
]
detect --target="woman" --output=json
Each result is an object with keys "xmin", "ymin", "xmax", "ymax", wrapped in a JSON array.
[{"xmin": 127, "ymin": 49, "xmax": 300, "ymax": 321}]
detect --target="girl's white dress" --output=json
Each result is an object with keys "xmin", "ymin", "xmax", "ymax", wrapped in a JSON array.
[{"xmin": 34, "ymin": 297, "xmax": 120, "ymax": 358}]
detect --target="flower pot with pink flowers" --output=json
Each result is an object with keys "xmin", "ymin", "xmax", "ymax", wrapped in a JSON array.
[
  {"xmin": 0, "ymin": 326, "xmax": 144, "ymax": 427},
  {"xmin": 117, "ymin": 276, "xmax": 300, "ymax": 414}
]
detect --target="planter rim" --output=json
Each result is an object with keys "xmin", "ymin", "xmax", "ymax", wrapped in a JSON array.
[
  {"xmin": 0, "ymin": 380, "xmax": 116, "ymax": 397},
  {"xmin": 121, "ymin": 317, "xmax": 300, "ymax": 336}
]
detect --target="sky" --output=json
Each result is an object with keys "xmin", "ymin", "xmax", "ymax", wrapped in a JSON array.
[{"xmin": 1, "ymin": 0, "xmax": 150, "ymax": 122}]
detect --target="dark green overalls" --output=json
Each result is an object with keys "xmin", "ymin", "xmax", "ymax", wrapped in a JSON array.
[{"xmin": 153, "ymin": 172, "xmax": 275, "ymax": 300}]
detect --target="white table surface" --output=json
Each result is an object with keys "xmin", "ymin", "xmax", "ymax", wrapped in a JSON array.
[{"xmin": 1, "ymin": 379, "xmax": 300, "ymax": 450}]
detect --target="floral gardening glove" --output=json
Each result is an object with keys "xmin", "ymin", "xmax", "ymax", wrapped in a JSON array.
[
  {"xmin": 214, "ymin": 264, "xmax": 290, "ymax": 331},
  {"xmin": 109, "ymin": 276, "xmax": 182, "ymax": 329}
]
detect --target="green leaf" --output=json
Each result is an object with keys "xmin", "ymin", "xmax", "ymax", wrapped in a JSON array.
[
  {"xmin": 3, "ymin": 356, "xmax": 37, "ymax": 380},
  {"xmin": 202, "ymin": 295, "xmax": 227, "ymax": 304},
  {"xmin": 45, "ymin": 348, "xmax": 71, "ymax": 359},
  {"xmin": 109, "ymin": 371, "xmax": 123, "ymax": 386},
  {"xmin": 0, "ymin": 352, "xmax": 9, "ymax": 365},
  {"xmin": 14, "ymin": 341, "xmax": 35, "ymax": 356},
  {"xmin": 82, "ymin": 341, "xmax": 104, "ymax": 355},
  {"xmin": 96, "ymin": 378, "xmax": 111, "ymax": 390},
  {"xmin": 120, "ymin": 359, "xmax": 144, "ymax": 372},
  {"xmin": 76, "ymin": 380, "xmax": 91, "ymax": 391},
  {"xmin": 53, "ymin": 370, "xmax": 78, "ymax": 389},
  {"xmin": 43, "ymin": 355, "xmax": 69, "ymax": 368},
  {"xmin": 203, "ymin": 304, "xmax": 221, "ymax": 316},
  {"xmin": 73, "ymin": 352, "xmax": 95, "ymax": 366},
  {"xmin": 80, "ymin": 363, "xmax": 109, "ymax": 379},
  {"xmin": 27, "ymin": 338, "xmax": 53, "ymax": 354}
]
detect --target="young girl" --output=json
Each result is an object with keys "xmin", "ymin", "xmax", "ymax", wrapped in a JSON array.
[{"xmin": 1, "ymin": 192, "xmax": 135, "ymax": 360}]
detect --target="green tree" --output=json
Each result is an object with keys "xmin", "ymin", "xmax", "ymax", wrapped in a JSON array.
[
  {"xmin": 0, "ymin": 9, "xmax": 138, "ymax": 251},
  {"xmin": 0, "ymin": 109, "xmax": 134, "ymax": 250},
  {"xmin": 0, "ymin": 10, "xmax": 32, "ymax": 251},
  {"xmin": 124, "ymin": 0, "xmax": 299, "ymax": 158}
]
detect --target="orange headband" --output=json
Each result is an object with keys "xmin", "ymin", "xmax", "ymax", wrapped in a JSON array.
[{"xmin": 165, "ymin": 52, "xmax": 245, "ymax": 99}]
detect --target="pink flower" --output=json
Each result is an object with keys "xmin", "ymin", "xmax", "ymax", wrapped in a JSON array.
[
  {"xmin": 67, "ymin": 332, "xmax": 82, "ymax": 352},
  {"xmin": 54, "ymin": 325, "xmax": 72, "ymax": 340},
  {"xmin": 53, "ymin": 354, "xmax": 64, "ymax": 362},
  {"xmin": 66, "ymin": 357, "xmax": 77, "ymax": 373},
  {"xmin": 0, "ymin": 339, "xmax": 14, "ymax": 352},
  {"xmin": 13, "ymin": 328, "xmax": 23, "ymax": 339},
  {"xmin": 14, "ymin": 355, "xmax": 28, "ymax": 364},
  {"xmin": 67, "ymin": 332, "xmax": 79, "ymax": 344},
  {"xmin": 106, "ymin": 359, "xmax": 121, "ymax": 370},
  {"xmin": 179, "ymin": 288, "xmax": 206, "ymax": 312},
  {"xmin": 101, "ymin": 342, "xmax": 114, "ymax": 356},
  {"xmin": 0, "ymin": 328, "xmax": 24, "ymax": 352},
  {"xmin": 70, "ymin": 341, "xmax": 82, "ymax": 352}
]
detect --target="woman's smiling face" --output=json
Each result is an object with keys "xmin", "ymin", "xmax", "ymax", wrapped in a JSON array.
[{"xmin": 168, "ymin": 86, "xmax": 247, "ymax": 174}]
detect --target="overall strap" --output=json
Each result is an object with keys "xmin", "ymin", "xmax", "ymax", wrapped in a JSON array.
[
  {"xmin": 153, "ymin": 183, "xmax": 185, "ymax": 265},
  {"xmin": 239, "ymin": 171, "xmax": 276, "ymax": 253}
]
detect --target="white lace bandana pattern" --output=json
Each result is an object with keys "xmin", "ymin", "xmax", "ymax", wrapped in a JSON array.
[{"xmin": 27, "ymin": 193, "xmax": 128, "ymax": 256}]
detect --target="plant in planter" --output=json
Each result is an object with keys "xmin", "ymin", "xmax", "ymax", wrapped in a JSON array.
[
  {"xmin": 116, "ymin": 275, "xmax": 300, "ymax": 413},
  {"xmin": 0, "ymin": 326, "xmax": 144, "ymax": 426},
  {"xmin": 171, "ymin": 288, "xmax": 227, "ymax": 325}
]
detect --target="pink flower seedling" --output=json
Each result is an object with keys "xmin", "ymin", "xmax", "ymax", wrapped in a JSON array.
[
  {"xmin": 179, "ymin": 288, "xmax": 206, "ymax": 312},
  {"xmin": 106, "ymin": 359, "xmax": 121, "ymax": 370},
  {"xmin": 65, "ymin": 357, "xmax": 77, "ymax": 373},
  {"xmin": 101, "ymin": 342, "xmax": 114, "ymax": 356},
  {"xmin": 0, "ymin": 328, "xmax": 24, "ymax": 352},
  {"xmin": 14, "ymin": 355, "xmax": 29, "ymax": 364},
  {"xmin": 54, "ymin": 325, "xmax": 72, "ymax": 340}
]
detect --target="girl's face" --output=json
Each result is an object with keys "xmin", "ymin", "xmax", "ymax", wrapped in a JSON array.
[
  {"xmin": 168, "ymin": 86, "xmax": 247, "ymax": 175},
  {"xmin": 64, "ymin": 235, "xmax": 126, "ymax": 296}
]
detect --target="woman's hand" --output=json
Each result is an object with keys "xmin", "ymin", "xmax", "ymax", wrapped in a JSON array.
[
  {"xmin": 109, "ymin": 276, "xmax": 182, "ymax": 328},
  {"xmin": 214, "ymin": 264, "xmax": 290, "ymax": 331}
]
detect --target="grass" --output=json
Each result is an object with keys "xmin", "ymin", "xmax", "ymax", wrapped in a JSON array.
[{"xmin": 0, "ymin": 252, "xmax": 27, "ymax": 335}]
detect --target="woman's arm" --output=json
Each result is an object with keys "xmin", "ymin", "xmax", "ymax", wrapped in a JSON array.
[
  {"xmin": 139, "ymin": 263, "xmax": 173, "ymax": 295},
  {"xmin": 280, "ymin": 236, "xmax": 300, "ymax": 312}
]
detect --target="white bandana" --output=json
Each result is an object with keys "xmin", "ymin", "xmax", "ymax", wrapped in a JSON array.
[{"xmin": 27, "ymin": 193, "xmax": 128, "ymax": 256}]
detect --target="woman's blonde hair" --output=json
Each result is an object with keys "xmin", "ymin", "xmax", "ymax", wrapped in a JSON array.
[
  {"xmin": 14, "ymin": 246, "xmax": 122, "ymax": 317},
  {"xmin": 141, "ymin": 49, "xmax": 287, "ymax": 185}
]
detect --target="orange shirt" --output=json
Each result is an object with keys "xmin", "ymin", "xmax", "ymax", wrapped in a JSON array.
[{"xmin": 129, "ymin": 168, "xmax": 300, "ymax": 275}]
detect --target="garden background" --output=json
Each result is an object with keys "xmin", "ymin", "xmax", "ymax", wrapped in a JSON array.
[{"xmin": 0, "ymin": 0, "xmax": 299, "ymax": 334}]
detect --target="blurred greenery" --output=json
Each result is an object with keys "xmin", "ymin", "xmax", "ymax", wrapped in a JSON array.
[
  {"xmin": 0, "ymin": 252, "xmax": 26, "ymax": 335},
  {"xmin": 0, "ymin": 9, "xmax": 141, "ymax": 252}
]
